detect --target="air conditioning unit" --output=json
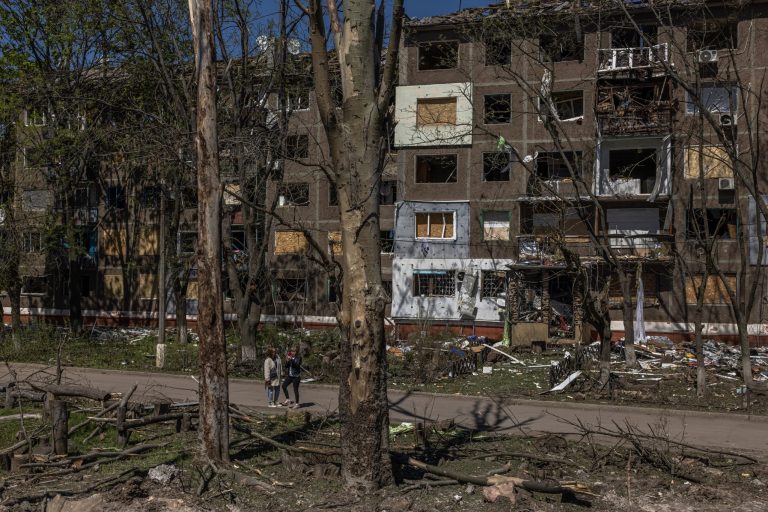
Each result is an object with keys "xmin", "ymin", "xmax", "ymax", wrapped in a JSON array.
[
  {"xmin": 719, "ymin": 113, "xmax": 736, "ymax": 126},
  {"xmin": 698, "ymin": 49, "xmax": 718, "ymax": 63},
  {"xmin": 718, "ymin": 177, "xmax": 735, "ymax": 191}
]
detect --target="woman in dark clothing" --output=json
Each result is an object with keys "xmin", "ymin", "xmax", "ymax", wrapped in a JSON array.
[{"xmin": 281, "ymin": 347, "xmax": 302, "ymax": 408}]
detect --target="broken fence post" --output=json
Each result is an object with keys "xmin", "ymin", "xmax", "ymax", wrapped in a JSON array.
[{"xmin": 51, "ymin": 399, "xmax": 68, "ymax": 456}]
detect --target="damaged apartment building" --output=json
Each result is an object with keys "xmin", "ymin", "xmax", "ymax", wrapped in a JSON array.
[{"xmin": 390, "ymin": 0, "xmax": 768, "ymax": 344}]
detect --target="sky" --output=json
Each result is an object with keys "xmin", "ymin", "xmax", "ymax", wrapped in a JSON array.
[{"xmin": 405, "ymin": 0, "xmax": 492, "ymax": 18}]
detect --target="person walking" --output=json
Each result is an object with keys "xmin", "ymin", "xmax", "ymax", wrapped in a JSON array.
[
  {"xmin": 281, "ymin": 347, "xmax": 302, "ymax": 408},
  {"xmin": 263, "ymin": 348, "xmax": 281, "ymax": 407}
]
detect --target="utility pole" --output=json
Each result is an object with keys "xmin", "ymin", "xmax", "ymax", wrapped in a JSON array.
[{"xmin": 157, "ymin": 187, "xmax": 167, "ymax": 368}]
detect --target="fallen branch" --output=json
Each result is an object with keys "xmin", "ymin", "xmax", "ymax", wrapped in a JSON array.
[
  {"xmin": 29, "ymin": 384, "xmax": 111, "ymax": 402},
  {"xmin": 68, "ymin": 384, "xmax": 137, "ymax": 437},
  {"xmin": 401, "ymin": 478, "xmax": 459, "ymax": 493},
  {"xmin": 212, "ymin": 463, "xmax": 274, "ymax": 493},
  {"xmin": 0, "ymin": 413, "xmax": 41, "ymax": 423},
  {"xmin": 395, "ymin": 454, "xmax": 594, "ymax": 497},
  {"xmin": 232, "ymin": 423, "xmax": 340, "ymax": 456}
]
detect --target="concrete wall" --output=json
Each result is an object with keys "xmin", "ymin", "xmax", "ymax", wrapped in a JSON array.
[{"xmin": 393, "ymin": 201, "xmax": 470, "ymax": 259}]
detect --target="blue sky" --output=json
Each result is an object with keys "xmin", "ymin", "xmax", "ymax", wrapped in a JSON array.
[{"xmin": 405, "ymin": 0, "xmax": 491, "ymax": 18}]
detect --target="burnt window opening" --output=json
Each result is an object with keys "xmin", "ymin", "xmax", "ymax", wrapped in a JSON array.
[
  {"xmin": 414, "ymin": 270, "xmax": 456, "ymax": 297},
  {"xmin": 535, "ymin": 151, "xmax": 582, "ymax": 181},
  {"xmin": 328, "ymin": 185, "xmax": 338, "ymax": 206},
  {"xmin": 415, "ymin": 155, "xmax": 458, "ymax": 183},
  {"xmin": 416, "ymin": 97, "xmax": 457, "ymax": 127},
  {"xmin": 285, "ymin": 134, "xmax": 309, "ymax": 159},
  {"xmin": 106, "ymin": 185, "xmax": 126, "ymax": 209},
  {"xmin": 179, "ymin": 231, "xmax": 197, "ymax": 255},
  {"xmin": 484, "ymin": 94, "xmax": 512, "ymax": 124},
  {"xmin": 380, "ymin": 230, "xmax": 395, "ymax": 253},
  {"xmin": 485, "ymin": 37, "xmax": 512, "ymax": 66},
  {"xmin": 327, "ymin": 276, "xmax": 339, "ymax": 303},
  {"xmin": 230, "ymin": 227, "xmax": 245, "ymax": 251},
  {"xmin": 417, "ymin": 41, "xmax": 459, "ymax": 70},
  {"xmin": 380, "ymin": 180, "xmax": 397, "ymax": 205},
  {"xmin": 611, "ymin": 25, "xmax": 658, "ymax": 48},
  {"xmin": 483, "ymin": 152, "xmax": 512, "ymax": 182},
  {"xmin": 277, "ymin": 183, "xmax": 310, "ymax": 207},
  {"xmin": 22, "ymin": 276, "xmax": 47, "ymax": 295},
  {"xmin": 608, "ymin": 148, "xmax": 657, "ymax": 194},
  {"xmin": 275, "ymin": 278, "xmax": 307, "ymax": 302},
  {"xmin": 540, "ymin": 31, "xmax": 583, "ymax": 62},
  {"xmin": 140, "ymin": 186, "xmax": 162, "ymax": 208},
  {"xmin": 687, "ymin": 19, "xmax": 738, "ymax": 51},
  {"xmin": 481, "ymin": 270, "xmax": 507, "ymax": 299},
  {"xmin": 686, "ymin": 208, "xmax": 737, "ymax": 240}
]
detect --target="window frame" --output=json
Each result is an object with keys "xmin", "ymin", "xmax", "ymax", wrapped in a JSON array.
[
  {"xmin": 686, "ymin": 85, "xmax": 739, "ymax": 114},
  {"xmin": 413, "ymin": 270, "xmax": 456, "ymax": 297},
  {"xmin": 481, "ymin": 210, "xmax": 512, "ymax": 241},
  {"xmin": 415, "ymin": 154, "xmax": 458, "ymax": 184},
  {"xmin": 277, "ymin": 182, "xmax": 310, "ymax": 207},
  {"xmin": 481, "ymin": 270, "xmax": 507, "ymax": 299},
  {"xmin": 414, "ymin": 211, "xmax": 457, "ymax": 241},
  {"xmin": 483, "ymin": 94, "xmax": 512, "ymax": 124},
  {"xmin": 417, "ymin": 41, "xmax": 459, "ymax": 71}
]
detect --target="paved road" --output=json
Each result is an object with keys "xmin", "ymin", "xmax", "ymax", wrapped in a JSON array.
[{"xmin": 3, "ymin": 363, "xmax": 767, "ymax": 458}]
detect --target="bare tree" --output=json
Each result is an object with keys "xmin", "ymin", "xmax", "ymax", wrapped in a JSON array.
[{"xmin": 188, "ymin": 0, "xmax": 229, "ymax": 462}]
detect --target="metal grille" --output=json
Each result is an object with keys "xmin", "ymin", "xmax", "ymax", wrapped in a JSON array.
[
  {"xmin": 414, "ymin": 271, "xmax": 455, "ymax": 297},
  {"xmin": 481, "ymin": 271, "xmax": 506, "ymax": 299}
]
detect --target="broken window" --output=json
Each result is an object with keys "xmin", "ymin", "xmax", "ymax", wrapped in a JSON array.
[
  {"xmin": 607, "ymin": 148, "xmax": 657, "ymax": 194},
  {"xmin": 687, "ymin": 19, "xmax": 738, "ymax": 51},
  {"xmin": 612, "ymin": 25, "xmax": 658, "ymax": 48},
  {"xmin": 417, "ymin": 41, "xmax": 459, "ymax": 70},
  {"xmin": 140, "ymin": 186, "xmax": 162, "ymax": 208},
  {"xmin": 22, "ymin": 232, "xmax": 43, "ymax": 253},
  {"xmin": 481, "ymin": 270, "xmax": 506, "ymax": 299},
  {"xmin": 685, "ymin": 274, "xmax": 735, "ymax": 304},
  {"xmin": 416, "ymin": 97, "xmax": 457, "ymax": 127},
  {"xmin": 483, "ymin": 152, "xmax": 511, "ymax": 182},
  {"xmin": 274, "ymin": 278, "xmax": 307, "ymax": 302},
  {"xmin": 684, "ymin": 146, "xmax": 733, "ymax": 179},
  {"xmin": 415, "ymin": 155, "xmax": 457, "ymax": 183},
  {"xmin": 282, "ymin": 87, "xmax": 310, "ymax": 111},
  {"xmin": 414, "ymin": 270, "xmax": 456, "ymax": 297},
  {"xmin": 286, "ymin": 134, "xmax": 309, "ymax": 159},
  {"xmin": 230, "ymin": 227, "xmax": 245, "ymax": 251},
  {"xmin": 535, "ymin": 151, "xmax": 581, "ymax": 180},
  {"xmin": 328, "ymin": 231, "xmax": 342, "ymax": 256},
  {"xmin": 485, "ymin": 37, "xmax": 511, "ymax": 66},
  {"xmin": 415, "ymin": 211, "xmax": 455, "ymax": 240},
  {"xmin": 179, "ymin": 231, "xmax": 197, "ymax": 255},
  {"xmin": 274, "ymin": 230, "xmax": 308, "ymax": 255},
  {"xmin": 608, "ymin": 272, "xmax": 659, "ymax": 307},
  {"xmin": 22, "ymin": 276, "xmax": 46, "ymax": 295},
  {"xmin": 545, "ymin": 91, "xmax": 583, "ymax": 121},
  {"xmin": 596, "ymin": 84, "xmax": 672, "ymax": 134},
  {"xmin": 380, "ymin": 230, "xmax": 395, "ymax": 253},
  {"xmin": 328, "ymin": 184, "xmax": 338, "ymax": 206},
  {"xmin": 482, "ymin": 211, "xmax": 511, "ymax": 241},
  {"xmin": 277, "ymin": 183, "xmax": 310, "ymax": 207},
  {"xmin": 380, "ymin": 180, "xmax": 397, "ymax": 205},
  {"xmin": 484, "ymin": 94, "xmax": 511, "ymax": 124},
  {"xmin": 515, "ymin": 275, "xmax": 543, "ymax": 322},
  {"xmin": 327, "ymin": 276, "xmax": 339, "ymax": 303},
  {"xmin": 687, "ymin": 86, "xmax": 738, "ymax": 114},
  {"xmin": 106, "ymin": 185, "xmax": 126, "ymax": 209},
  {"xmin": 686, "ymin": 208, "xmax": 737, "ymax": 240},
  {"xmin": 539, "ymin": 30, "xmax": 583, "ymax": 62}
]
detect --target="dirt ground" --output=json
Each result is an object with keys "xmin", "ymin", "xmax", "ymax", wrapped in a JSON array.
[{"xmin": 1, "ymin": 407, "xmax": 766, "ymax": 512}]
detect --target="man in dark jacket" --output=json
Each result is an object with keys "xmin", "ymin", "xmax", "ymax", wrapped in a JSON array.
[{"xmin": 281, "ymin": 347, "xmax": 302, "ymax": 408}]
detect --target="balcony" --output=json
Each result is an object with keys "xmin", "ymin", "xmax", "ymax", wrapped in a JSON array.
[
  {"xmin": 597, "ymin": 43, "xmax": 669, "ymax": 74},
  {"xmin": 516, "ymin": 233, "xmax": 673, "ymax": 264},
  {"xmin": 596, "ymin": 84, "xmax": 673, "ymax": 136}
]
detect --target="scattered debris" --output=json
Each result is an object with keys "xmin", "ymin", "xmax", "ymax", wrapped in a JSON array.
[{"xmin": 148, "ymin": 464, "xmax": 179, "ymax": 485}]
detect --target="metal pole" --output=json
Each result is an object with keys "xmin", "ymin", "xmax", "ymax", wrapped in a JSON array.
[{"xmin": 157, "ymin": 187, "xmax": 166, "ymax": 367}]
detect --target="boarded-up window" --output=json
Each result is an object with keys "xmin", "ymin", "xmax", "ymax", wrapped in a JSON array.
[
  {"xmin": 685, "ymin": 274, "xmax": 735, "ymax": 304},
  {"xmin": 188, "ymin": 280, "xmax": 198, "ymax": 300},
  {"xmin": 138, "ymin": 227, "xmax": 159, "ymax": 256},
  {"xmin": 101, "ymin": 229, "xmax": 127, "ymax": 258},
  {"xmin": 608, "ymin": 273, "xmax": 659, "ymax": 307},
  {"xmin": 137, "ymin": 272, "xmax": 156, "ymax": 298},
  {"xmin": 328, "ymin": 231, "xmax": 342, "ymax": 256},
  {"xmin": 104, "ymin": 274, "xmax": 124, "ymax": 298},
  {"xmin": 274, "ymin": 230, "xmax": 309, "ymax": 255},
  {"xmin": 684, "ymin": 146, "xmax": 733, "ymax": 179},
  {"xmin": 415, "ymin": 212, "xmax": 455, "ymax": 239},
  {"xmin": 416, "ymin": 97, "xmax": 457, "ymax": 127},
  {"xmin": 482, "ymin": 211, "xmax": 511, "ymax": 241},
  {"xmin": 224, "ymin": 183, "xmax": 241, "ymax": 205}
]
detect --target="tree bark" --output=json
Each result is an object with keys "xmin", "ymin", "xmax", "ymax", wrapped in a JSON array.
[
  {"xmin": 619, "ymin": 272, "xmax": 637, "ymax": 367},
  {"xmin": 9, "ymin": 280, "xmax": 21, "ymax": 350},
  {"xmin": 189, "ymin": 0, "xmax": 229, "ymax": 463},
  {"xmin": 51, "ymin": 400, "xmax": 69, "ymax": 455}
]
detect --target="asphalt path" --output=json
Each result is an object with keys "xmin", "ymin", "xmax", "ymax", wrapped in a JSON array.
[{"xmin": 3, "ymin": 363, "xmax": 767, "ymax": 458}]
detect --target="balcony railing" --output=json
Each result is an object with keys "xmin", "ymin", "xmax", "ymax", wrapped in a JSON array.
[
  {"xmin": 598, "ymin": 43, "xmax": 669, "ymax": 73},
  {"xmin": 516, "ymin": 234, "xmax": 673, "ymax": 263}
]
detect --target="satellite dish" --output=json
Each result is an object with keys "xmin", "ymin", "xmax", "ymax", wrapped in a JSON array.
[{"xmin": 287, "ymin": 39, "xmax": 301, "ymax": 55}]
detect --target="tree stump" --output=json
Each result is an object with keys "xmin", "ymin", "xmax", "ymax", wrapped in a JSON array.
[
  {"xmin": 116, "ymin": 406, "xmax": 129, "ymax": 447},
  {"xmin": 51, "ymin": 400, "xmax": 68, "ymax": 455}
]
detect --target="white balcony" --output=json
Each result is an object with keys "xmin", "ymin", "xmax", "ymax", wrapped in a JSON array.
[{"xmin": 598, "ymin": 43, "xmax": 669, "ymax": 73}]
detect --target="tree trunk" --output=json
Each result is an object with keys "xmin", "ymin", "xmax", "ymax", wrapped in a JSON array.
[
  {"xmin": 9, "ymin": 281, "xmax": 21, "ymax": 350},
  {"xmin": 695, "ymin": 308, "xmax": 706, "ymax": 398},
  {"xmin": 619, "ymin": 273, "xmax": 637, "ymax": 367},
  {"xmin": 239, "ymin": 302, "xmax": 260, "ymax": 362},
  {"xmin": 189, "ymin": 0, "xmax": 229, "ymax": 463},
  {"xmin": 177, "ymin": 289, "xmax": 189, "ymax": 345}
]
